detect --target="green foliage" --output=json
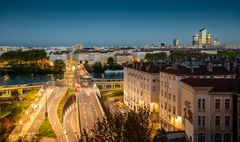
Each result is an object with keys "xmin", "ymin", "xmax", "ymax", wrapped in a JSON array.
[
  {"xmin": 145, "ymin": 52, "xmax": 168, "ymax": 62},
  {"xmin": 217, "ymin": 50, "xmax": 240, "ymax": 59},
  {"xmin": 54, "ymin": 59, "xmax": 66, "ymax": 72},
  {"xmin": 0, "ymin": 50, "xmax": 64, "ymax": 74},
  {"xmin": 11, "ymin": 90, "xmax": 20, "ymax": 100},
  {"xmin": 107, "ymin": 57, "xmax": 115, "ymax": 64},
  {"xmin": 57, "ymin": 88, "xmax": 75, "ymax": 123},
  {"xmin": 39, "ymin": 118, "xmax": 56, "ymax": 137},
  {"xmin": 81, "ymin": 108, "xmax": 152, "ymax": 142},
  {"xmin": 0, "ymin": 50, "xmax": 47, "ymax": 61},
  {"xmin": 102, "ymin": 90, "xmax": 123, "ymax": 100},
  {"xmin": 170, "ymin": 51, "xmax": 211, "ymax": 61},
  {"xmin": 92, "ymin": 62, "xmax": 104, "ymax": 74}
]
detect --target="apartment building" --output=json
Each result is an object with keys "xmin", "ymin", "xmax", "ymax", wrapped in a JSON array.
[
  {"xmin": 159, "ymin": 66, "xmax": 236, "ymax": 131},
  {"xmin": 124, "ymin": 62, "xmax": 160, "ymax": 120},
  {"xmin": 181, "ymin": 78, "xmax": 240, "ymax": 142}
]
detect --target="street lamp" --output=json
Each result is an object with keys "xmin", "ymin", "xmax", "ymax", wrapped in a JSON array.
[
  {"xmin": 45, "ymin": 82, "xmax": 48, "ymax": 119},
  {"xmin": 19, "ymin": 120, "xmax": 22, "ymax": 132},
  {"xmin": 26, "ymin": 111, "xmax": 29, "ymax": 120}
]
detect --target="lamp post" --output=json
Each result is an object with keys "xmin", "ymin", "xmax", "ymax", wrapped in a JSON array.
[
  {"xmin": 26, "ymin": 111, "xmax": 29, "ymax": 120},
  {"xmin": 45, "ymin": 82, "xmax": 48, "ymax": 119},
  {"xmin": 19, "ymin": 120, "xmax": 22, "ymax": 132}
]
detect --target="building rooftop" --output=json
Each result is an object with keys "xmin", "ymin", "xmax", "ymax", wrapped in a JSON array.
[
  {"xmin": 124, "ymin": 62, "xmax": 162, "ymax": 73},
  {"xmin": 160, "ymin": 66, "xmax": 236, "ymax": 76},
  {"xmin": 181, "ymin": 78, "xmax": 240, "ymax": 92}
]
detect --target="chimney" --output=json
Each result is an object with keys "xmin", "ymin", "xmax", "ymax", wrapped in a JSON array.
[
  {"xmin": 224, "ymin": 61, "xmax": 230, "ymax": 71},
  {"xmin": 172, "ymin": 62, "xmax": 178, "ymax": 70},
  {"xmin": 136, "ymin": 63, "xmax": 139, "ymax": 69},
  {"xmin": 190, "ymin": 61, "xmax": 194, "ymax": 73},
  {"xmin": 207, "ymin": 62, "xmax": 213, "ymax": 72},
  {"xmin": 140, "ymin": 62, "xmax": 143, "ymax": 69}
]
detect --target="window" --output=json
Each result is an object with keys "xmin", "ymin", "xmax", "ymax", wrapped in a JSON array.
[
  {"xmin": 169, "ymin": 93, "xmax": 171, "ymax": 100},
  {"xmin": 202, "ymin": 116, "xmax": 205, "ymax": 126},
  {"xmin": 215, "ymin": 116, "xmax": 220, "ymax": 127},
  {"xmin": 224, "ymin": 133, "xmax": 231, "ymax": 142},
  {"xmin": 198, "ymin": 99, "xmax": 205, "ymax": 110},
  {"xmin": 215, "ymin": 99, "xmax": 220, "ymax": 110},
  {"xmin": 202, "ymin": 99, "xmax": 205, "ymax": 109},
  {"xmin": 225, "ymin": 116, "xmax": 230, "ymax": 127},
  {"xmin": 173, "ymin": 106, "xmax": 176, "ymax": 115},
  {"xmin": 198, "ymin": 133, "xmax": 205, "ymax": 142},
  {"xmin": 198, "ymin": 116, "xmax": 205, "ymax": 127},
  {"xmin": 214, "ymin": 133, "xmax": 222, "ymax": 142},
  {"xmin": 168, "ymin": 104, "xmax": 171, "ymax": 112},
  {"xmin": 225, "ymin": 99, "xmax": 230, "ymax": 109},
  {"xmin": 173, "ymin": 95, "xmax": 176, "ymax": 102},
  {"xmin": 198, "ymin": 99, "xmax": 201, "ymax": 109},
  {"xmin": 198, "ymin": 116, "xmax": 201, "ymax": 126},
  {"xmin": 161, "ymin": 90, "xmax": 163, "ymax": 96}
]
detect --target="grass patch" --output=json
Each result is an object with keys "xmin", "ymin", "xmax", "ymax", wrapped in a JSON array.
[
  {"xmin": 0, "ymin": 89, "xmax": 39, "ymax": 140},
  {"xmin": 57, "ymin": 88, "xmax": 76, "ymax": 123},
  {"xmin": 102, "ymin": 90, "xmax": 123, "ymax": 101},
  {"xmin": 11, "ymin": 89, "xmax": 39, "ymax": 121},
  {"xmin": 39, "ymin": 117, "xmax": 56, "ymax": 137}
]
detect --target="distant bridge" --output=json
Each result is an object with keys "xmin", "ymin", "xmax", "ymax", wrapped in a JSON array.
[
  {"xmin": 0, "ymin": 83, "xmax": 44, "ymax": 96},
  {"xmin": 93, "ymin": 78, "xmax": 124, "ymax": 93}
]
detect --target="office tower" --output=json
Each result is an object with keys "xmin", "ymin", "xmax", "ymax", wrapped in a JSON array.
[{"xmin": 173, "ymin": 38, "xmax": 180, "ymax": 47}]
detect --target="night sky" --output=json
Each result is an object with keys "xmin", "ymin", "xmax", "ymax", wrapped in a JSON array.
[{"xmin": 0, "ymin": 0, "xmax": 240, "ymax": 46}]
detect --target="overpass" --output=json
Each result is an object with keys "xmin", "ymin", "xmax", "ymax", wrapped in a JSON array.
[
  {"xmin": 0, "ymin": 83, "xmax": 43, "ymax": 96},
  {"xmin": 93, "ymin": 78, "xmax": 124, "ymax": 93}
]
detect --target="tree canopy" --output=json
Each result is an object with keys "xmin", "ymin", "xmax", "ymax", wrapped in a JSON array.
[
  {"xmin": 0, "ymin": 50, "xmax": 47, "ymax": 61},
  {"xmin": 145, "ymin": 52, "xmax": 168, "ymax": 62},
  {"xmin": 81, "ymin": 108, "xmax": 152, "ymax": 142},
  {"xmin": 54, "ymin": 59, "xmax": 66, "ymax": 72}
]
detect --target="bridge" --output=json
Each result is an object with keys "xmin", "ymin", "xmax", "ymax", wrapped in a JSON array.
[
  {"xmin": 0, "ymin": 83, "xmax": 43, "ymax": 97},
  {"xmin": 93, "ymin": 78, "xmax": 124, "ymax": 93}
]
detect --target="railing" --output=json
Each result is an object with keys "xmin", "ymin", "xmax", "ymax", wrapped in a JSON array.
[
  {"xmin": 0, "ymin": 82, "xmax": 45, "ymax": 88},
  {"xmin": 92, "ymin": 78, "xmax": 123, "ymax": 82},
  {"xmin": 62, "ymin": 94, "xmax": 76, "ymax": 123}
]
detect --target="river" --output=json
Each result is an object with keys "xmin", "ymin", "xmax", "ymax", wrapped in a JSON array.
[{"xmin": 0, "ymin": 74, "xmax": 64, "ymax": 86}]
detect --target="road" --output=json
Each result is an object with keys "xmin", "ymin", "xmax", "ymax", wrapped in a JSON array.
[
  {"xmin": 75, "ymin": 64, "xmax": 105, "ymax": 135},
  {"xmin": 8, "ymin": 86, "xmax": 54, "ymax": 142},
  {"xmin": 48, "ymin": 87, "xmax": 70, "ymax": 142},
  {"xmin": 27, "ymin": 87, "xmax": 58, "ymax": 133},
  {"xmin": 64, "ymin": 105, "xmax": 79, "ymax": 142}
]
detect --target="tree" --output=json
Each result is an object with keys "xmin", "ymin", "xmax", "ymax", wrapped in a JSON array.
[
  {"xmin": 145, "ymin": 52, "xmax": 168, "ymax": 62},
  {"xmin": 107, "ymin": 57, "xmax": 115, "ymax": 65},
  {"xmin": 152, "ymin": 128, "xmax": 168, "ymax": 142},
  {"xmin": 11, "ymin": 90, "xmax": 20, "ymax": 100},
  {"xmin": 92, "ymin": 62, "xmax": 104, "ymax": 74},
  {"xmin": 54, "ymin": 59, "xmax": 66, "ymax": 72},
  {"xmin": 81, "ymin": 108, "xmax": 152, "ymax": 142}
]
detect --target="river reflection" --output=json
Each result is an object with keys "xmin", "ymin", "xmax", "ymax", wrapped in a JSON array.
[{"xmin": 0, "ymin": 74, "xmax": 64, "ymax": 86}]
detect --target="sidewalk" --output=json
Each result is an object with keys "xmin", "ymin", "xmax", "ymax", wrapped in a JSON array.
[{"xmin": 8, "ymin": 87, "xmax": 54, "ymax": 142}]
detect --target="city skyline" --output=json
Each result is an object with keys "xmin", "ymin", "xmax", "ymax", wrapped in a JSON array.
[{"xmin": 0, "ymin": 0, "xmax": 240, "ymax": 46}]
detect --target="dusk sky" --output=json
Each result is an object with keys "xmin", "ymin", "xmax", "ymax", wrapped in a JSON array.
[{"xmin": 0, "ymin": 0, "xmax": 240, "ymax": 46}]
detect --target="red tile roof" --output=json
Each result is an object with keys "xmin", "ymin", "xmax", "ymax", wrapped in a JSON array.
[{"xmin": 181, "ymin": 78, "xmax": 240, "ymax": 92}]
